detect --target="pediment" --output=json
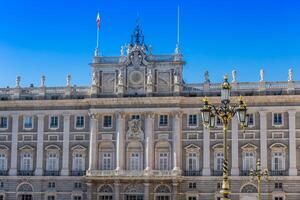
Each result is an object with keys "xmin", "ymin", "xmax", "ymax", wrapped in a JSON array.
[
  {"xmin": 241, "ymin": 143, "xmax": 258, "ymax": 151},
  {"xmin": 19, "ymin": 145, "xmax": 34, "ymax": 151},
  {"xmin": 71, "ymin": 144, "xmax": 86, "ymax": 151},
  {"xmin": 184, "ymin": 144, "xmax": 200, "ymax": 151}
]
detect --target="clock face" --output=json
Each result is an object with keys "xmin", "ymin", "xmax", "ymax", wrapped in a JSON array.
[{"xmin": 129, "ymin": 71, "xmax": 144, "ymax": 85}]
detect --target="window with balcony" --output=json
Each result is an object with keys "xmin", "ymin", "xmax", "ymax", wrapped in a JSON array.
[
  {"xmin": 243, "ymin": 152, "xmax": 255, "ymax": 171},
  {"xmin": 158, "ymin": 152, "xmax": 169, "ymax": 170},
  {"xmin": 103, "ymin": 115, "xmax": 112, "ymax": 128},
  {"xmin": 72, "ymin": 153, "xmax": 85, "ymax": 171},
  {"xmin": 49, "ymin": 116, "xmax": 59, "ymax": 129},
  {"xmin": 188, "ymin": 114, "xmax": 197, "ymax": 127},
  {"xmin": 75, "ymin": 116, "xmax": 85, "ymax": 128},
  {"xmin": 159, "ymin": 115, "xmax": 168, "ymax": 127},
  {"xmin": 23, "ymin": 116, "xmax": 33, "ymax": 129},
  {"xmin": 46, "ymin": 152, "xmax": 59, "ymax": 172},
  {"xmin": 273, "ymin": 113, "xmax": 283, "ymax": 126},
  {"xmin": 129, "ymin": 152, "xmax": 141, "ymax": 170},
  {"xmin": 102, "ymin": 153, "xmax": 112, "ymax": 170},
  {"xmin": 0, "ymin": 117, "xmax": 8, "ymax": 129},
  {"xmin": 187, "ymin": 153, "xmax": 198, "ymax": 171},
  {"xmin": 0, "ymin": 153, "xmax": 7, "ymax": 171},
  {"xmin": 214, "ymin": 151, "xmax": 224, "ymax": 171},
  {"xmin": 272, "ymin": 152, "xmax": 285, "ymax": 171},
  {"xmin": 21, "ymin": 153, "xmax": 33, "ymax": 171}
]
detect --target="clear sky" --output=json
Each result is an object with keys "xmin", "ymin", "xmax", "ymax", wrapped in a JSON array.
[{"xmin": 0, "ymin": 0, "xmax": 299, "ymax": 87}]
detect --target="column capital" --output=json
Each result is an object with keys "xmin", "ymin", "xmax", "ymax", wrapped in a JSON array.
[
  {"xmin": 288, "ymin": 110, "xmax": 296, "ymax": 116},
  {"xmin": 36, "ymin": 113, "xmax": 45, "ymax": 118},
  {"xmin": 172, "ymin": 111, "xmax": 183, "ymax": 118},
  {"xmin": 116, "ymin": 111, "xmax": 126, "ymax": 119},
  {"xmin": 258, "ymin": 110, "xmax": 268, "ymax": 116},
  {"xmin": 145, "ymin": 111, "xmax": 155, "ymax": 119},
  {"xmin": 62, "ymin": 113, "xmax": 71, "ymax": 117},
  {"xmin": 88, "ymin": 112, "xmax": 99, "ymax": 119}
]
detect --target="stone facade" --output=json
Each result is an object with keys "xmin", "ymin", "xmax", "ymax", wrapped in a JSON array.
[{"xmin": 0, "ymin": 24, "xmax": 300, "ymax": 200}]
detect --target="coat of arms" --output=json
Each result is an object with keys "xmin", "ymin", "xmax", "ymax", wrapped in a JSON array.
[{"xmin": 126, "ymin": 119, "xmax": 144, "ymax": 141}]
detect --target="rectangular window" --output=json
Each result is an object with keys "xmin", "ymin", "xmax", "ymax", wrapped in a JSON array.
[
  {"xmin": 99, "ymin": 196, "xmax": 113, "ymax": 200},
  {"xmin": 74, "ymin": 135, "xmax": 85, "ymax": 141},
  {"xmin": 103, "ymin": 116, "xmax": 112, "ymax": 128},
  {"xmin": 47, "ymin": 153, "xmax": 59, "ymax": 171},
  {"xmin": 129, "ymin": 153, "xmax": 140, "ymax": 170},
  {"xmin": 187, "ymin": 153, "xmax": 198, "ymax": 171},
  {"xmin": 0, "ymin": 181, "xmax": 4, "ymax": 188},
  {"xmin": 159, "ymin": 115, "xmax": 168, "ymax": 126},
  {"xmin": 188, "ymin": 114, "xmax": 197, "ymax": 126},
  {"xmin": 131, "ymin": 115, "xmax": 140, "ymax": 120},
  {"xmin": 75, "ymin": 116, "xmax": 85, "ymax": 128},
  {"xmin": 248, "ymin": 113, "xmax": 254, "ymax": 126},
  {"xmin": 0, "ymin": 154, "xmax": 7, "ymax": 171},
  {"xmin": 48, "ymin": 135, "xmax": 59, "ymax": 141},
  {"xmin": 74, "ymin": 182, "xmax": 82, "ymax": 189},
  {"xmin": 216, "ymin": 117, "xmax": 222, "ymax": 126},
  {"xmin": 48, "ymin": 182, "xmax": 55, "ymax": 189},
  {"xmin": 24, "ymin": 116, "xmax": 33, "ymax": 129},
  {"xmin": 47, "ymin": 196, "xmax": 55, "ymax": 200},
  {"xmin": 21, "ymin": 153, "xmax": 32, "ymax": 171},
  {"xmin": 0, "ymin": 117, "xmax": 8, "ymax": 129},
  {"xmin": 275, "ymin": 182, "xmax": 283, "ymax": 189},
  {"xmin": 188, "ymin": 182, "xmax": 197, "ymax": 189},
  {"xmin": 188, "ymin": 197, "xmax": 197, "ymax": 200},
  {"xmin": 73, "ymin": 153, "xmax": 85, "ymax": 171},
  {"xmin": 273, "ymin": 113, "xmax": 283, "ymax": 125},
  {"xmin": 73, "ymin": 196, "xmax": 82, "ymax": 200},
  {"xmin": 0, "ymin": 195, "xmax": 3, "ymax": 200},
  {"xmin": 23, "ymin": 135, "xmax": 33, "ymax": 141},
  {"xmin": 274, "ymin": 197, "xmax": 283, "ymax": 200},
  {"xmin": 102, "ymin": 153, "xmax": 112, "ymax": 170},
  {"xmin": 159, "ymin": 152, "xmax": 168, "ymax": 170},
  {"xmin": 50, "ymin": 116, "xmax": 59, "ymax": 129}
]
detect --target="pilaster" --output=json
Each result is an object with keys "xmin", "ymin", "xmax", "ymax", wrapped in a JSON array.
[
  {"xmin": 144, "ymin": 183, "xmax": 150, "ymax": 200},
  {"xmin": 114, "ymin": 181, "xmax": 120, "ymax": 200},
  {"xmin": 116, "ymin": 111, "xmax": 125, "ymax": 171},
  {"xmin": 145, "ymin": 112, "xmax": 154, "ymax": 172},
  {"xmin": 88, "ymin": 112, "xmax": 99, "ymax": 171},
  {"xmin": 288, "ymin": 110, "xmax": 297, "ymax": 175},
  {"xmin": 35, "ymin": 114, "xmax": 45, "ymax": 176},
  {"xmin": 259, "ymin": 111, "xmax": 268, "ymax": 169},
  {"xmin": 202, "ymin": 126, "xmax": 211, "ymax": 175},
  {"xmin": 9, "ymin": 114, "xmax": 19, "ymax": 176},
  {"xmin": 61, "ymin": 113, "xmax": 71, "ymax": 176},
  {"xmin": 172, "ymin": 111, "xmax": 182, "ymax": 174},
  {"xmin": 231, "ymin": 115, "xmax": 239, "ymax": 175}
]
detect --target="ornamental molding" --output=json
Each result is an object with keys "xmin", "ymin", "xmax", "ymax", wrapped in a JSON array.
[{"xmin": 126, "ymin": 119, "xmax": 144, "ymax": 141}]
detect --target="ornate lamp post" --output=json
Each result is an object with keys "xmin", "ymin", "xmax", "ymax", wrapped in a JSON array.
[
  {"xmin": 200, "ymin": 75, "xmax": 248, "ymax": 200},
  {"xmin": 250, "ymin": 159, "xmax": 269, "ymax": 200}
]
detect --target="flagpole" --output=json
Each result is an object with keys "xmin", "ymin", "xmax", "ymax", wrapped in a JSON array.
[
  {"xmin": 177, "ymin": 5, "xmax": 180, "ymax": 45},
  {"xmin": 95, "ymin": 12, "xmax": 100, "ymax": 56}
]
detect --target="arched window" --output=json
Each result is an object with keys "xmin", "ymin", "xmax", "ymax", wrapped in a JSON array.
[
  {"xmin": 17, "ymin": 182, "xmax": 34, "ymax": 200},
  {"xmin": 155, "ymin": 185, "xmax": 171, "ymax": 200},
  {"xmin": 241, "ymin": 184, "xmax": 258, "ymax": 193},
  {"xmin": 98, "ymin": 185, "xmax": 113, "ymax": 200},
  {"xmin": 124, "ymin": 184, "xmax": 143, "ymax": 200}
]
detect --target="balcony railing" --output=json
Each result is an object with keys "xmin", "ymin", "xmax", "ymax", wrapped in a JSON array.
[
  {"xmin": 269, "ymin": 170, "xmax": 288, "ymax": 176},
  {"xmin": 18, "ymin": 170, "xmax": 34, "ymax": 176},
  {"xmin": 240, "ymin": 170, "xmax": 251, "ymax": 176},
  {"xmin": 183, "ymin": 170, "xmax": 202, "ymax": 176},
  {"xmin": 86, "ymin": 170, "xmax": 176, "ymax": 177},
  {"xmin": 0, "ymin": 170, "xmax": 8, "ymax": 176},
  {"xmin": 212, "ymin": 170, "xmax": 223, "ymax": 176},
  {"xmin": 44, "ymin": 171, "xmax": 60, "ymax": 176},
  {"xmin": 70, "ymin": 171, "xmax": 86, "ymax": 176}
]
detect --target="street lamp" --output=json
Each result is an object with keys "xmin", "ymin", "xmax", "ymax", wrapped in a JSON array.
[
  {"xmin": 250, "ymin": 159, "xmax": 269, "ymax": 200},
  {"xmin": 200, "ymin": 74, "xmax": 248, "ymax": 200}
]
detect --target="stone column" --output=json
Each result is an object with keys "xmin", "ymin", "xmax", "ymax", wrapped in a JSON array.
[
  {"xmin": 259, "ymin": 111, "xmax": 268, "ymax": 169},
  {"xmin": 231, "ymin": 115, "xmax": 239, "ymax": 175},
  {"xmin": 116, "ymin": 112, "xmax": 125, "ymax": 171},
  {"xmin": 114, "ymin": 182, "xmax": 120, "ymax": 200},
  {"xmin": 88, "ymin": 113, "xmax": 98, "ymax": 171},
  {"xmin": 86, "ymin": 182, "xmax": 93, "ymax": 200},
  {"xmin": 144, "ymin": 183, "xmax": 150, "ymax": 200},
  {"xmin": 9, "ymin": 114, "xmax": 19, "ymax": 176},
  {"xmin": 172, "ymin": 111, "xmax": 182, "ymax": 173},
  {"xmin": 202, "ymin": 126, "xmax": 211, "ymax": 175},
  {"xmin": 172, "ymin": 182, "xmax": 178, "ymax": 200},
  {"xmin": 145, "ymin": 112, "xmax": 154, "ymax": 172},
  {"xmin": 288, "ymin": 110, "xmax": 297, "ymax": 175},
  {"xmin": 35, "ymin": 114, "xmax": 44, "ymax": 176},
  {"xmin": 61, "ymin": 114, "xmax": 70, "ymax": 176}
]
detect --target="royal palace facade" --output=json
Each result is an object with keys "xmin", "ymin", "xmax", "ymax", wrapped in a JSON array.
[{"xmin": 0, "ymin": 24, "xmax": 300, "ymax": 200}]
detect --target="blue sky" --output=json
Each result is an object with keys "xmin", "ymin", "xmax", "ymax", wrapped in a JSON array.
[{"xmin": 0, "ymin": 0, "xmax": 299, "ymax": 87}]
